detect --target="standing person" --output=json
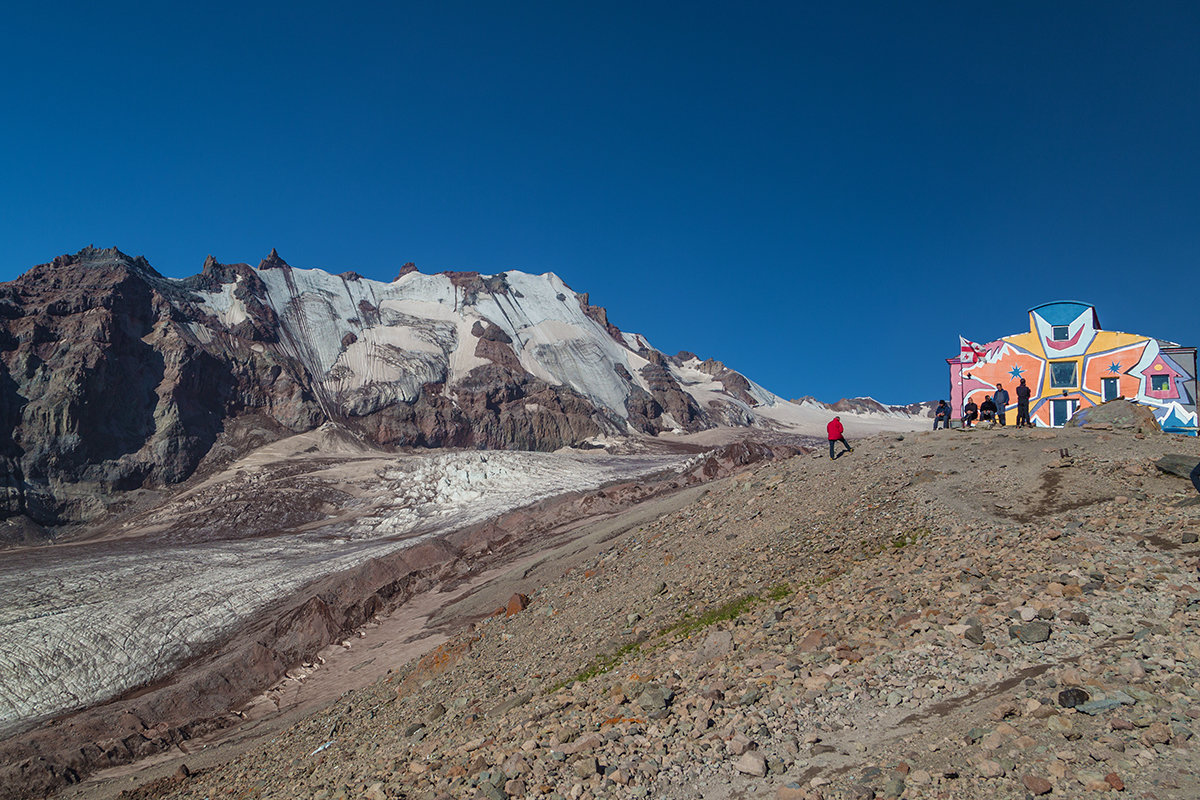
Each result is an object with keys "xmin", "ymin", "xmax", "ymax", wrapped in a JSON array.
[
  {"xmin": 1192, "ymin": 460, "xmax": 1200, "ymax": 495},
  {"xmin": 827, "ymin": 416, "xmax": 852, "ymax": 459},
  {"xmin": 934, "ymin": 400, "xmax": 950, "ymax": 430},
  {"xmin": 993, "ymin": 383, "xmax": 1010, "ymax": 426},
  {"xmin": 963, "ymin": 398, "xmax": 979, "ymax": 428},
  {"xmin": 1015, "ymin": 378, "xmax": 1032, "ymax": 428}
]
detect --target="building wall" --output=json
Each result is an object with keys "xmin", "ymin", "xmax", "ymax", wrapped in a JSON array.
[{"xmin": 949, "ymin": 302, "xmax": 1197, "ymax": 433}]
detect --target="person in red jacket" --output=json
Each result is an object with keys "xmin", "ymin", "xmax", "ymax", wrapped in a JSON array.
[{"xmin": 827, "ymin": 416, "xmax": 852, "ymax": 459}]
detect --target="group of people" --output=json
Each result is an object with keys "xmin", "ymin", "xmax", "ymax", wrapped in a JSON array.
[
  {"xmin": 933, "ymin": 378, "xmax": 1034, "ymax": 430},
  {"xmin": 834, "ymin": 408, "xmax": 1200, "ymax": 497}
]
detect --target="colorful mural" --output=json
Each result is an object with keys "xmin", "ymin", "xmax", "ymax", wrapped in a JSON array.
[{"xmin": 947, "ymin": 302, "xmax": 1197, "ymax": 434}]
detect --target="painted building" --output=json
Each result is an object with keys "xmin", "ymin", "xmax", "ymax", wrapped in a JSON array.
[{"xmin": 947, "ymin": 301, "xmax": 1197, "ymax": 434}]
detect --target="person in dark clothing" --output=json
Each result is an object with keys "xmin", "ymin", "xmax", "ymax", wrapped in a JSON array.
[
  {"xmin": 963, "ymin": 399, "xmax": 978, "ymax": 427},
  {"xmin": 1192, "ymin": 460, "xmax": 1200, "ymax": 495},
  {"xmin": 1015, "ymin": 378, "xmax": 1032, "ymax": 427},
  {"xmin": 993, "ymin": 383, "xmax": 1010, "ymax": 426},
  {"xmin": 827, "ymin": 416, "xmax": 852, "ymax": 458},
  {"xmin": 980, "ymin": 395, "xmax": 997, "ymax": 424},
  {"xmin": 934, "ymin": 400, "xmax": 950, "ymax": 430}
]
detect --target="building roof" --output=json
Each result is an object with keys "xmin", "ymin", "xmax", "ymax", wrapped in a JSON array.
[{"xmin": 1027, "ymin": 301, "xmax": 1101, "ymax": 329}]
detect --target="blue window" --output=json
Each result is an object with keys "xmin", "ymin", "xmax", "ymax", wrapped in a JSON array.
[{"xmin": 1050, "ymin": 362, "xmax": 1077, "ymax": 388}]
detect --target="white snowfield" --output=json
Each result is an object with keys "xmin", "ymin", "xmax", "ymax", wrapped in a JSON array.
[
  {"xmin": 0, "ymin": 446, "xmax": 690, "ymax": 736},
  {"xmin": 191, "ymin": 267, "xmax": 664, "ymax": 421},
  {"xmin": 185, "ymin": 263, "xmax": 927, "ymax": 437}
]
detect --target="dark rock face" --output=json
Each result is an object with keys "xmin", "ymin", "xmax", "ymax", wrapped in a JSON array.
[
  {"xmin": 695, "ymin": 357, "xmax": 759, "ymax": 407},
  {"xmin": 578, "ymin": 292, "xmax": 626, "ymax": 346},
  {"xmin": 639, "ymin": 351, "xmax": 708, "ymax": 433},
  {"xmin": 351, "ymin": 367, "xmax": 613, "ymax": 452},
  {"xmin": 0, "ymin": 248, "xmax": 259, "ymax": 526}
]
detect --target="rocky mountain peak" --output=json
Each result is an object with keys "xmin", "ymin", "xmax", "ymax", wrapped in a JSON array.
[
  {"xmin": 257, "ymin": 248, "xmax": 290, "ymax": 271},
  {"xmin": 42, "ymin": 245, "xmax": 161, "ymax": 282}
]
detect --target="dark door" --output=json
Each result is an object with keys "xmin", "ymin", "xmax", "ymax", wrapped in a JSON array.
[{"xmin": 1051, "ymin": 399, "xmax": 1076, "ymax": 427}]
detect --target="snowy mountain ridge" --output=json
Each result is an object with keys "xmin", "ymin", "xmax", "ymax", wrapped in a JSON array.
[
  {"xmin": 0, "ymin": 246, "xmax": 928, "ymax": 529},
  {"xmin": 184, "ymin": 255, "xmax": 783, "ymax": 431}
]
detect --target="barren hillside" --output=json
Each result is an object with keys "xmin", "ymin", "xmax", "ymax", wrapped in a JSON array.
[{"xmin": 64, "ymin": 422, "xmax": 1199, "ymax": 800}]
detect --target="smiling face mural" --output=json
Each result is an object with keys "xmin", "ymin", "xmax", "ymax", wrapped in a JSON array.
[
  {"xmin": 1030, "ymin": 302, "xmax": 1100, "ymax": 358},
  {"xmin": 948, "ymin": 301, "xmax": 1197, "ymax": 434}
]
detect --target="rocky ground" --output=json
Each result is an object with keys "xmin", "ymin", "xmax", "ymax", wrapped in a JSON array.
[{"xmin": 67, "ymin": 424, "xmax": 1200, "ymax": 799}]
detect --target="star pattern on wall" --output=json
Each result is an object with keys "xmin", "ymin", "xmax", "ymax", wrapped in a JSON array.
[
  {"xmin": 1106, "ymin": 361, "xmax": 1122, "ymax": 374},
  {"xmin": 1008, "ymin": 366, "xmax": 1025, "ymax": 379}
]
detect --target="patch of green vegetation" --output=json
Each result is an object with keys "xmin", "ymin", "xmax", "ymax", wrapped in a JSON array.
[
  {"xmin": 548, "ymin": 585, "xmax": 792, "ymax": 694},
  {"xmin": 662, "ymin": 592, "xmax": 763, "ymax": 640},
  {"xmin": 889, "ymin": 525, "xmax": 933, "ymax": 549},
  {"xmin": 767, "ymin": 583, "xmax": 791, "ymax": 601},
  {"xmin": 552, "ymin": 640, "xmax": 643, "ymax": 691}
]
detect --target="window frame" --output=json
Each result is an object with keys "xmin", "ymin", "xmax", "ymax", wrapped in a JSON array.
[
  {"xmin": 1150, "ymin": 374, "xmax": 1170, "ymax": 392},
  {"xmin": 1051, "ymin": 325, "xmax": 1071, "ymax": 341},
  {"xmin": 1049, "ymin": 361, "xmax": 1078, "ymax": 388}
]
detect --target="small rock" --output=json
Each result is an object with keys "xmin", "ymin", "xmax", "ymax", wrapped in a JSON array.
[
  {"xmin": 1140, "ymin": 722, "xmax": 1171, "ymax": 746},
  {"xmin": 637, "ymin": 684, "xmax": 673, "ymax": 717},
  {"xmin": 727, "ymin": 735, "xmax": 752, "ymax": 756},
  {"xmin": 1047, "ymin": 715, "xmax": 1074, "ymax": 736},
  {"xmin": 1010, "ymin": 621, "xmax": 1052, "ymax": 643},
  {"xmin": 1183, "ymin": 532, "xmax": 1198, "ymax": 544},
  {"xmin": 964, "ymin": 625, "xmax": 985, "ymax": 644},
  {"xmin": 694, "ymin": 630, "xmax": 734, "ymax": 664},
  {"xmin": 980, "ymin": 731, "xmax": 1005, "ymax": 750},
  {"xmin": 1105, "ymin": 772, "xmax": 1125, "ymax": 791},
  {"xmin": 573, "ymin": 756, "xmax": 598, "ymax": 778},
  {"xmin": 978, "ymin": 759, "xmax": 1005, "ymax": 778},
  {"xmin": 506, "ymin": 593, "xmax": 529, "ymax": 616},
  {"xmin": 990, "ymin": 701, "xmax": 1019, "ymax": 720},
  {"xmin": 1022, "ymin": 774, "xmax": 1053, "ymax": 795},
  {"xmin": 1058, "ymin": 688, "xmax": 1090, "ymax": 708},
  {"xmin": 487, "ymin": 692, "xmax": 533, "ymax": 718},
  {"xmin": 734, "ymin": 750, "xmax": 768, "ymax": 777},
  {"xmin": 501, "ymin": 753, "xmax": 529, "ymax": 778}
]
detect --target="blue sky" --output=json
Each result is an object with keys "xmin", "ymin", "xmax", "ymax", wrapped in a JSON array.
[{"xmin": 2, "ymin": 2, "xmax": 1197, "ymax": 404}]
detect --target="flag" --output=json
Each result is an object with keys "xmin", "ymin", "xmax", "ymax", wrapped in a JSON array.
[{"xmin": 959, "ymin": 336, "xmax": 986, "ymax": 364}]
